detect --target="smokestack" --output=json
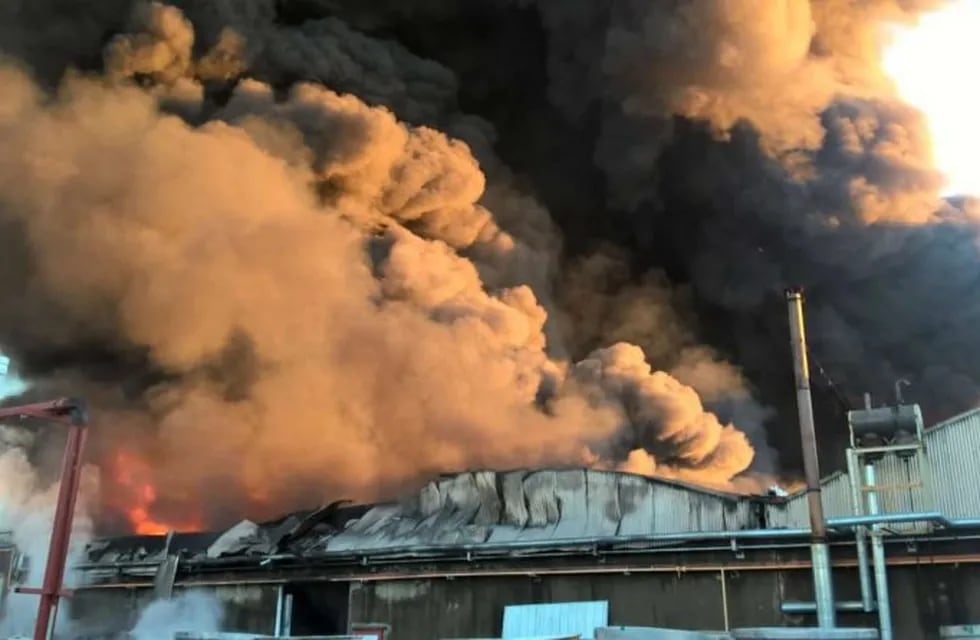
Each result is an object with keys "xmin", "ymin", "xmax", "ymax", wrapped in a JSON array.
[{"xmin": 785, "ymin": 288, "xmax": 836, "ymax": 628}]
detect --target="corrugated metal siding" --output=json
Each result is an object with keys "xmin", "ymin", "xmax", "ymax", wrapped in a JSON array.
[
  {"xmin": 768, "ymin": 408, "xmax": 980, "ymax": 532},
  {"xmin": 321, "ymin": 470, "xmax": 757, "ymax": 555},
  {"xmin": 501, "ymin": 601, "xmax": 608, "ymax": 639},
  {"xmin": 925, "ymin": 410, "xmax": 980, "ymax": 518}
]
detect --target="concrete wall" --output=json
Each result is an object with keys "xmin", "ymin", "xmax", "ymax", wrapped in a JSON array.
[{"xmin": 346, "ymin": 564, "xmax": 980, "ymax": 640}]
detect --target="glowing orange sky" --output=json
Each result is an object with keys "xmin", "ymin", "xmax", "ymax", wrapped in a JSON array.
[{"xmin": 883, "ymin": 0, "xmax": 980, "ymax": 197}]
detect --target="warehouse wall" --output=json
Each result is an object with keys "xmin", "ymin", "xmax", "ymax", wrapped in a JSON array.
[
  {"xmin": 68, "ymin": 583, "xmax": 280, "ymax": 637},
  {"xmin": 347, "ymin": 563, "xmax": 980, "ymax": 640},
  {"xmin": 0, "ymin": 545, "xmax": 14, "ymax": 612},
  {"xmin": 68, "ymin": 587, "xmax": 156, "ymax": 636}
]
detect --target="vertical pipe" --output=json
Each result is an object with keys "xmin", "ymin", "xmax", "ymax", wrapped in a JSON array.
[
  {"xmin": 274, "ymin": 585, "xmax": 285, "ymax": 636},
  {"xmin": 785, "ymin": 289, "xmax": 836, "ymax": 628},
  {"xmin": 32, "ymin": 423, "xmax": 87, "ymax": 640},
  {"xmin": 720, "ymin": 568, "xmax": 730, "ymax": 632},
  {"xmin": 282, "ymin": 592, "xmax": 294, "ymax": 636},
  {"xmin": 866, "ymin": 465, "xmax": 893, "ymax": 640},
  {"xmin": 846, "ymin": 449, "xmax": 875, "ymax": 612}
]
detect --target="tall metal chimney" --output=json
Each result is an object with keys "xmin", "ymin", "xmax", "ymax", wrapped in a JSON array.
[{"xmin": 785, "ymin": 288, "xmax": 836, "ymax": 628}]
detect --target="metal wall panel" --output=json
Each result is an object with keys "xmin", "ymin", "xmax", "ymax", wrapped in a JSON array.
[
  {"xmin": 501, "ymin": 600, "xmax": 608, "ymax": 639},
  {"xmin": 924, "ymin": 410, "xmax": 980, "ymax": 518},
  {"xmin": 768, "ymin": 408, "xmax": 980, "ymax": 532}
]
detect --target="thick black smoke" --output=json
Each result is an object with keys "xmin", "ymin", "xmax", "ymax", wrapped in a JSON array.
[
  {"xmin": 298, "ymin": 0, "xmax": 976, "ymax": 471},
  {"xmin": 0, "ymin": 0, "xmax": 976, "ymax": 527}
]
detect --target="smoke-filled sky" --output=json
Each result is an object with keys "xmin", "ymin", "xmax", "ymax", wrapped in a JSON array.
[{"xmin": 0, "ymin": 0, "xmax": 977, "ymax": 532}]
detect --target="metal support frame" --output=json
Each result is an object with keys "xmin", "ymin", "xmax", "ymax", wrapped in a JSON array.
[
  {"xmin": 0, "ymin": 397, "xmax": 88, "ymax": 640},
  {"xmin": 866, "ymin": 465, "xmax": 893, "ymax": 640},
  {"xmin": 785, "ymin": 289, "xmax": 836, "ymax": 628},
  {"xmin": 839, "ymin": 389, "xmax": 928, "ymax": 640},
  {"xmin": 846, "ymin": 448, "xmax": 875, "ymax": 613}
]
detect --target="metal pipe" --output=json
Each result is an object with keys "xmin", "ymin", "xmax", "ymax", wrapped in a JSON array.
[
  {"xmin": 72, "ymin": 549, "xmax": 980, "ymax": 589},
  {"xmin": 273, "ymin": 584, "xmax": 285, "ymax": 635},
  {"xmin": 786, "ymin": 288, "xmax": 836, "ymax": 628},
  {"xmin": 781, "ymin": 601, "xmax": 870, "ymax": 614},
  {"xmin": 70, "ymin": 511, "xmax": 980, "ymax": 573},
  {"xmin": 190, "ymin": 527, "xmax": 817, "ymax": 561},
  {"xmin": 38, "ymin": 424, "xmax": 87, "ymax": 640},
  {"xmin": 0, "ymin": 397, "xmax": 88, "ymax": 424},
  {"xmin": 281, "ymin": 592, "xmax": 293, "ymax": 636},
  {"xmin": 720, "ymin": 568, "xmax": 730, "ymax": 631},
  {"xmin": 846, "ymin": 449, "xmax": 875, "ymax": 612},
  {"xmin": 866, "ymin": 465, "xmax": 893, "ymax": 640},
  {"xmin": 77, "ymin": 528, "xmax": 980, "ymax": 583},
  {"xmin": 828, "ymin": 511, "xmax": 950, "ymax": 529}
]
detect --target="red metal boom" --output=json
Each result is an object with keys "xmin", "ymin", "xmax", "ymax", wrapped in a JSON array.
[{"xmin": 0, "ymin": 397, "xmax": 88, "ymax": 640}]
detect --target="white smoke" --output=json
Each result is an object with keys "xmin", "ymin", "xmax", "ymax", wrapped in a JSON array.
[
  {"xmin": 0, "ymin": 423, "xmax": 97, "ymax": 636},
  {"xmin": 129, "ymin": 591, "xmax": 224, "ymax": 639}
]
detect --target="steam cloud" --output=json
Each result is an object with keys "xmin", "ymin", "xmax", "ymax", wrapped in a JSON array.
[
  {"xmin": 0, "ymin": 0, "xmax": 974, "ymax": 530},
  {"xmin": 0, "ymin": 426, "xmax": 97, "ymax": 636},
  {"xmin": 130, "ymin": 591, "xmax": 224, "ymax": 639}
]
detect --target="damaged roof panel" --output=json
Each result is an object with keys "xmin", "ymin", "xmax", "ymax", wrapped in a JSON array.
[
  {"xmin": 310, "ymin": 468, "xmax": 757, "ymax": 556},
  {"xmin": 80, "ymin": 468, "xmax": 766, "ymax": 568}
]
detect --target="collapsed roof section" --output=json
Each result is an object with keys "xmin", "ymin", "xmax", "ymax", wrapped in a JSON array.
[{"xmin": 81, "ymin": 468, "xmax": 779, "ymax": 572}]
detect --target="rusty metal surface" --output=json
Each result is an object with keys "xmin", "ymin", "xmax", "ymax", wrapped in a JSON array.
[{"xmin": 784, "ymin": 289, "xmax": 828, "ymax": 541}]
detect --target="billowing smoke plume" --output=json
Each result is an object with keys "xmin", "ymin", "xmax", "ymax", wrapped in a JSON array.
[
  {"xmin": 0, "ymin": 0, "xmax": 973, "ymax": 530},
  {"xmin": 0, "ymin": 0, "xmax": 773, "ymax": 529}
]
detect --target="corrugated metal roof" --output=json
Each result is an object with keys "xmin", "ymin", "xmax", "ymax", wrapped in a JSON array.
[
  {"xmin": 316, "ymin": 469, "xmax": 759, "ymax": 555},
  {"xmin": 79, "ymin": 469, "xmax": 770, "ymax": 570}
]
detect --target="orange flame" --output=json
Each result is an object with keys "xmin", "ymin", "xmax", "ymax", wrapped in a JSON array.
[{"xmin": 110, "ymin": 449, "xmax": 203, "ymax": 535}]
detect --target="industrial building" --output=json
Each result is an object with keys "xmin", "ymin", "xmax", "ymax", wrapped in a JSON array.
[{"xmin": 30, "ymin": 403, "xmax": 980, "ymax": 640}]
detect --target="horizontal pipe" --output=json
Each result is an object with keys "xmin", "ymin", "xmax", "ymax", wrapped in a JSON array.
[
  {"xmin": 827, "ymin": 511, "xmax": 948, "ymax": 529},
  {"xmin": 781, "ymin": 601, "xmax": 872, "ymax": 614},
  {"xmin": 238, "ymin": 511, "xmax": 979, "ymax": 561},
  {"xmin": 70, "ymin": 513, "xmax": 980, "ymax": 573},
  {"xmin": 74, "ymin": 541, "xmax": 823, "ymax": 572},
  {"xmin": 944, "ymin": 518, "xmax": 980, "ymax": 528},
  {"xmin": 75, "ymin": 549, "xmax": 980, "ymax": 589},
  {"xmin": 285, "ymin": 527, "xmax": 813, "ymax": 557}
]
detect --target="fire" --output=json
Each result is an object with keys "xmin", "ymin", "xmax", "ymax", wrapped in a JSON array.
[
  {"xmin": 109, "ymin": 449, "xmax": 203, "ymax": 535},
  {"xmin": 883, "ymin": 0, "xmax": 980, "ymax": 197}
]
